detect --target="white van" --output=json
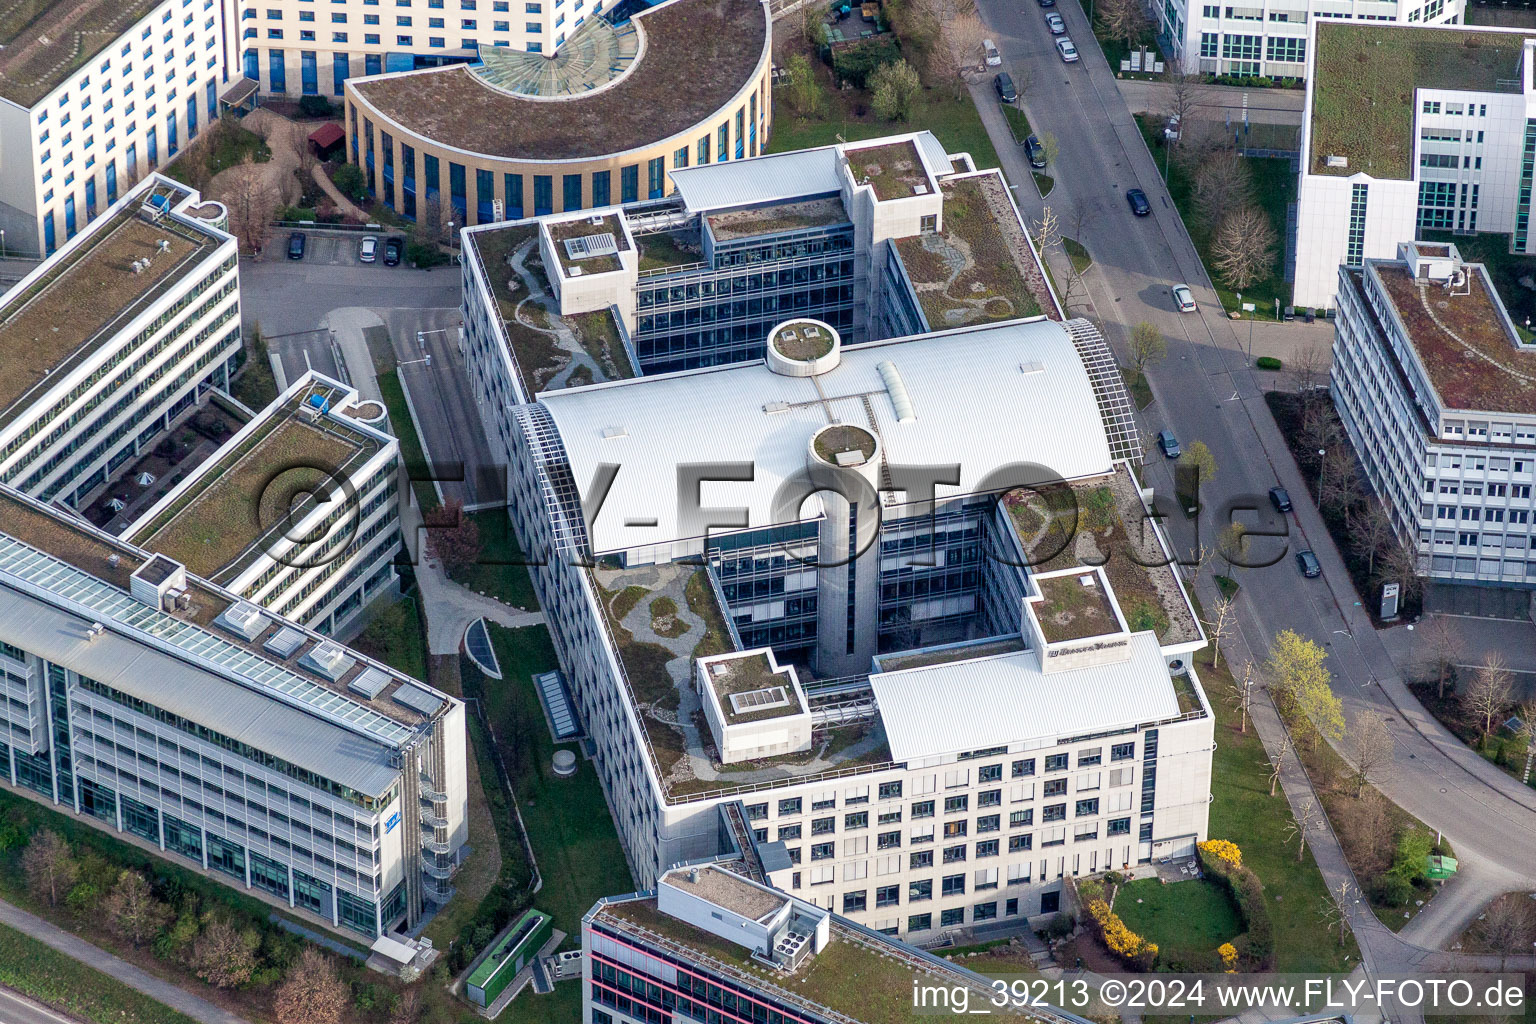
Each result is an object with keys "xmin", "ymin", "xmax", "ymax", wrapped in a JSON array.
[{"xmin": 982, "ymin": 39, "xmax": 1002, "ymax": 66}]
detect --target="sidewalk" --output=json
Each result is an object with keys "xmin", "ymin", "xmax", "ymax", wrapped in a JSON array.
[{"xmin": 0, "ymin": 899, "xmax": 252, "ymax": 1024}]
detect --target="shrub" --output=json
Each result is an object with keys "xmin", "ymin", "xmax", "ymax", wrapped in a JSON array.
[
  {"xmin": 406, "ymin": 241, "xmax": 449, "ymax": 268},
  {"xmin": 1373, "ymin": 874, "xmax": 1415, "ymax": 907},
  {"xmin": 298, "ymin": 95, "xmax": 334, "ymax": 117},
  {"xmin": 1077, "ymin": 879, "xmax": 1105, "ymax": 903},
  {"xmin": 832, "ymin": 36, "xmax": 901, "ymax": 89},
  {"xmin": 1084, "ymin": 898, "xmax": 1157, "ymax": 970},
  {"xmin": 1045, "ymin": 912, "xmax": 1075, "ymax": 940},
  {"xmin": 1255, "ymin": 356, "xmax": 1283, "ymax": 371},
  {"xmin": 1198, "ymin": 839, "xmax": 1243, "ymax": 870},
  {"xmin": 278, "ymin": 205, "xmax": 318, "ymax": 222},
  {"xmin": 1198, "ymin": 843, "xmax": 1275, "ymax": 968},
  {"xmin": 1388, "ymin": 828, "xmax": 1432, "ymax": 884},
  {"xmin": 869, "ymin": 59, "xmax": 921, "ymax": 122},
  {"xmin": 1218, "ymin": 942, "xmax": 1238, "ymax": 972},
  {"xmin": 331, "ymin": 163, "xmax": 367, "ymax": 203}
]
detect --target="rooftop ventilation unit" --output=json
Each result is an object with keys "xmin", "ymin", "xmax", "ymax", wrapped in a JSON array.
[
  {"xmin": 263, "ymin": 625, "xmax": 306, "ymax": 659},
  {"xmin": 85, "ymin": 622, "xmax": 105, "ymax": 641},
  {"xmin": 763, "ymin": 401, "xmax": 791, "ymax": 415},
  {"xmin": 130, "ymin": 554, "xmax": 187, "ymax": 610},
  {"xmin": 729, "ymin": 685, "xmax": 791, "ymax": 715},
  {"xmin": 563, "ymin": 232, "xmax": 618, "ymax": 261},
  {"xmin": 300, "ymin": 640, "xmax": 357, "ymax": 681},
  {"xmin": 349, "ymin": 666, "xmax": 392, "ymax": 700},
  {"xmin": 1325, "ymin": 155, "xmax": 1348, "ymax": 169},
  {"xmin": 601, "ymin": 425, "xmax": 627, "ymax": 440},
  {"xmin": 913, "ymin": 183, "xmax": 929, "ymax": 195},
  {"xmin": 876, "ymin": 361, "xmax": 915, "ymax": 423},
  {"xmin": 215, "ymin": 600, "xmax": 270, "ymax": 641},
  {"xmin": 1019, "ymin": 360, "xmax": 1045, "ymax": 375},
  {"xmin": 392, "ymin": 683, "xmax": 444, "ymax": 717}
]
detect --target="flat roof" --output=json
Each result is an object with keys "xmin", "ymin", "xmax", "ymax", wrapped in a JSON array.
[
  {"xmin": 349, "ymin": 0, "xmax": 768, "ymax": 161},
  {"xmin": 1309, "ymin": 24, "xmax": 1529, "ymax": 179},
  {"xmin": 1034, "ymin": 572, "xmax": 1120, "ymax": 642},
  {"xmin": 893, "ymin": 174, "xmax": 1052, "ymax": 328},
  {"xmin": 668, "ymin": 863, "xmax": 787, "ymax": 920},
  {"xmin": 707, "ymin": 196, "xmax": 850, "ymax": 242},
  {"xmin": 706, "ymin": 653, "xmax": 803, "ymax": 725},
  {"xmin": 595, "ymin": 895, "xmax": 996, "ymax": 1024},
  {"xmin": 129, "ymin": 384, "xmax": 381, "ymax": 582},
  {"xmin": 845, "ymin": 140, "xmax": 931, "ymax": 200},
  {"xmin": 547, "ymin": 213, "xmax": 630, "ymax": 276},
  {"xmin": 0, "ymin": 193, "xmax": 218, "ymax": 425},
  {"xmin": 0, "ymin": 0, "xmax": 164, "ymax": 106},
  {"xmin": 1372, "ymin": 261, "xmax": 1536, "ymax": 414},
  {"xmin": 540, "ymin": 319, "xmax": 1113, "ymax": 554},
  {"xmin": 868, "ymin": 633, "xmax": 1192, "ymax": 761}
]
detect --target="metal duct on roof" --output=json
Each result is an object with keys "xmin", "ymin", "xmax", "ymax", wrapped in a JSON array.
[{"xmin": 876, "ymin": 361, "xmax": 916, "ymax": 423}]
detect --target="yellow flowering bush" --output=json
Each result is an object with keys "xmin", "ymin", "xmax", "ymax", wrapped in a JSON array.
[
  {"xmin": 1218, "ymin": 942, "xmax": 1238, "ymax": 973},
  {"xmin": 1085, "ymin": 899, "xmax": 1157, "ymax": 970},
  {"xmin": 1198, "ymin": 839, "xmax": 1243, "ymax": 870}
]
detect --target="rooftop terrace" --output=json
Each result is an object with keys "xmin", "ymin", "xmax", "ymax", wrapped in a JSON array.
[
  {"xmin": 1309, "ymin": 24, "xmax": 1528, "ymax": 179},
  {"xmin": 129, "ymin": 385, "xmax": 381, "ymax": 582},
  {"xmin": 1003, "ymin": 465, "xmax": 1202, "ymax": 647},
  {"xmin": 893, "ymin": 174, "xmax": 1051, "ymax": 329},
  {"xmin": 349, "ymin": 0, "xmax": 768, "ymax": 161},
  {"xmin": 0, "ymin": 194, "xmax": 217, "ymax": 425},
  {"xmin": 846, "ymin": 141, "xmax": 930, "ymax": 200},
  {"xmin": 0, "ymin": 0, "xmax": 163, "ymax": 106},
  {"xmin": 1373, "ymin": 262, "xmax": 1536, "ymax": 415},
  {"xmin": 596, "ymin": 894, "xmax": 1002, "ymax": 1024},
  {"xmin": 707, "ymin": 197, "xmax": 851, "ymax": 242}
]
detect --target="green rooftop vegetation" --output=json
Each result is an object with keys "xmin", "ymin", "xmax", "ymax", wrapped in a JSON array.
[
  {"xmin": 1310, "ymin": 24, "xmax": 1526, "ymax": 178},
  {"xmin": 846, "ymin": 140, "xmax": 930, "ymax": 200},
  {"xmin": 546, "ymin": 214, "xmax": 628, "ymax": 276},
  {"xmin": 811, "ymin": 424, "xmax": 877, "ymax": 465},
  {"xmin": 635, "ymin": 229, "xmax": 704, "ymax": 273},
  {"xmin": 706, "ymin": 197, "xmax": 851, "ymax": 242},
  {"xmin": 770, "ymin": 320, "xmax": 835, "ymax": 361},
  {"xmin": 707, "ymin": 653, "xmax": 802, "ymax": 724},
  {"xmin": 0, "ymin": 0, "xmax": 165, "ymax": 106},
  {"xmin": 1033, "ymin": 573, "xmax": 1120, "ymax": 642}
]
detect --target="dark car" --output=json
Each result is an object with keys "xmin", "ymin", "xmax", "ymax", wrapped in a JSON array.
[
  {"xmin": 384, "ymin": 236, "xmax": 404, "ymax": 266},
  {"xmin": 1126, "ymin": 188, "xmax": 1151, "ymax": 216},
  {"xmin": 286, "ymin": 232, "xmax": 307, "ymax": 260},
  {"xmin": 1024, "ymin": 134, "xmax": 1047, "ymax": 169},
  {"xmin": 1269, "ymin": 486, "xmax": 1293, "ymax": 513},
  {"xmin": 993, "ymin": 72, "xmax": 1017, "ymax": 104},
  {"xmin": 1037, "ymin": 0, "xmax": 1056, "ymax": 8},
  {"xmin": 1157, "ymin": 429, "xmax": 1180, "ymax": 459},
  {"xmin": 1296, "ymin": 550, "xmax": 1322, "ymax": 578}
]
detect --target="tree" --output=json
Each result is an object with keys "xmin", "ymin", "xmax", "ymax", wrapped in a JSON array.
[
  {"xmin": 274, "ymin": 948, "xmax": 349, "ymax": 1024},
  {"xmin": 389, "ymin": 990, "xmax": 422, "ymax": 1024},
  {"xmin": 227, "ymin": 155, "xmax": 280, "ymax": 255},
  {"xmin": 1038, "ymin": 131, "xmax": 1060, "ymax": 168},
  {"xmin": 940, "ymin": 11, "xmax": 988, "ymax": 81},
  {"xmin": 1163, "ymin": 69, "xmax": 1210, "ymax": 148},
  {"xmin": 1265, "ymin": 739, "xmax": 1291, "ymax": 797},
  {"xmin": 1218, "ymin": 522, "xmax": 1249, "ymax": 574},
  {"xmin": 21, "ymin": 829, "xmax": 77, "ymax": 907},
  {"xmin": 783, "ymin": 54, "xmax": 824, "ymax": 118},
  {"xmin": 1348, "ymin": 502, "xmax": 1396, "ymax": 576},
  {"xmin": 1266, "ymin": 630, "xmax": 1343, "ymax": 749},
  {"xmin": 1319, "ymin": 447, "xmax": 1361, "ymax": 514},
  {"xmin": 1284, "ymin": 797, "xmax": 1322, "ymax": 862},
  {"xmin": 104, "ymin": 870, "xmax": 172, "ymax": 948},
  {"xmin": 423, "ymin": 498, "xmax": 481, "ymax": 570},
  {"xmin": 1192, "ymin": 151, "xmax": 1253, "ymax": 230},
  {"xmin": 1204, "ymin": 596, "xmax": 1237, "ymax": 670},
  {"xmin": 1209, "ymin": 204, "xmax": 1276, "ymax": 291},
  {"xmin": 1416, "ymin": 616, "xmax": 1464, "ymax": 699},
  {"xmin": 416, "ymin": 195, "xmax": 446, "ymax": 248},
  {"xmin": 1319, "ymin": 879, "xmax": 1358, "ymax": 948},
  {"xmin": 1096, "ymin": 0, "xmax": 1151, "ymax": 53},
  {"xmin": 1226, "ymin": 660, "xmax": 1257, "ymax": 733},
  {"xmin": 1514, "ymin": 698, "xmax": 1536, "ymax": 783},
  {"xmin": 1127, "ymin": 321, "xmax": 1167, "ymax": 375},
  {"xmin": 194, "ymin": 917, "xmax": 261, "ymax": 988},
  {"xmin": 1178, "ymin": 440, "xmax": 1218, "ymax": 490},
  {"xmin": 1479, "ymin": 896, "xmax": 1536, "ymax": 971},
  {"xmin": 869, "ymin": 60, "xmax": 921, "ymax": 122},
  {"xmin": 1287, "ymin": 340, "xmax": 1331, "ymax": 400},
  {"xmin": 1461, "ymin": 652, "xmax": 1513, "ymax": 745},
  {"xmin": 332, "ymin": 162, "xmax": 367, "ymax": 204},
  {"xmin": 1350, "ymin": 708, "xmax": 1394, "ymax": 799},
  {"xmin": 1298, "ymin": 402, "xmax": 1343, "ymax": 465},
  {"xmin": 1377, "ymin": 534, "xmax": 1425, "ymax": 608}
]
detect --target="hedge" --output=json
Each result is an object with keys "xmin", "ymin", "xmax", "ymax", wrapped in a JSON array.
[
  {"xmin": 1198, "ymin": 841, "xmax": 1275, "ymax": 968},
  {"xmin": 1255, "ymin": 356, "xmax": 1283, "ymax": 371}
]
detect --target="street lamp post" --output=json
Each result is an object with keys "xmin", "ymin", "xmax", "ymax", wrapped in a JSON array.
[{"xmin": 1318, "ymin": 449, "xmax": 1327, "ymax": 499}]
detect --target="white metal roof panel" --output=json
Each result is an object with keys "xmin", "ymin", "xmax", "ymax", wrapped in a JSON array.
[
  {"xmin": 867, "ymin": 634, "xmax": 1182, "ymax": 761},
  {"xmin": 670, "ymin": 146, "xmax": 843, "ymax": 212},
  {"xmin": 0, "ymin": 586, "xmax": 402, "ymax": 796},
  {"xmin": 537, "ymin": 319, "xmax": 1114, "ymax": 554},
  {"xmin": 912, "ymin": 131, "xmax": 956, "ymax": 177}
]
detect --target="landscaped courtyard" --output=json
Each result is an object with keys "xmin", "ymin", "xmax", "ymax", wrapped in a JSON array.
[{"xmin": 1112, "ymin": 878, "xmax": 1242, "ymax": 961}]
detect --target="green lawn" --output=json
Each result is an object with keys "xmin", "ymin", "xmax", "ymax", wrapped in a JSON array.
[
  {"xmin": 1003, "ymin": 103, "xmax": 1033, "ymax": 144},
  {"xmin": 1063, "ymin": 237, "xmax": 1092, "ymax": 273},
  {"xmin": 377, "ymin": 368, "xmax": 440, "ymax": 512},
  {"xmin": 1033, "ymin": 172, "xmax": 1054, "ymax": 197},
  {"xmin": 1135, "ymin": 115, "xmax": 1295, "ymax": 317},
  {"xmin": 769, "ymin": 87, "xmax": 1001, "ymax": 178},
  {"xmin": 1195, "ymin": 645, "xmax": 1361, "ymax": 974},
  {"xmin": 445, "ymin": 509, "xmax": 538, "ymax": 610},
  {"xmin": 1112, "ymin": 878, "xmax": 1241, "ymax": 958},
  {"xmin": 347, "ymin": 593, "xmax": 429, "ymax": 681},
  {"xmin": 230, "ymin": 328, "xmax": 279, "ymax": 411},
  {"xmin": 0, "ymin": 922, "xmax": 203, "ymax": 1024},
  {"xmin": 1120, "ymin": 368, "xmax": 1153, "ymax": 410}
]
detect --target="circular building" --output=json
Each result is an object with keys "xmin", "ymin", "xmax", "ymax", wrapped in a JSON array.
[{"xmin": 343, "ymin": 0, "xmax": 771, "ymax": 227}]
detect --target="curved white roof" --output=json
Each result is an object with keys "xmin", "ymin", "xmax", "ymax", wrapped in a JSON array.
[{"xmin": 538, "ymin": 318, "xmax": 1115, "ymax": 554}]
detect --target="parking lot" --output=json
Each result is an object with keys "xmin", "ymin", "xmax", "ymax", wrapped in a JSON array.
[{"xmin": 282, "ymin": 228, "xmax": 410, "ymax": 268}]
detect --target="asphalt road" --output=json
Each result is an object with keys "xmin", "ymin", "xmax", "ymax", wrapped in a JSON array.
[
  {"xmin": 973, "ymin": 0, "xmax": 1536, "ymax": 948},
  {"xmin": 0, "ymin": 990, "xmax": 80, "ymax": 1024}
]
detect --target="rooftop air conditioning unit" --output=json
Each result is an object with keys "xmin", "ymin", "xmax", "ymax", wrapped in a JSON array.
[{"xmin": 86, "ymin": 622, "xmax": 105, "ymax": 641}]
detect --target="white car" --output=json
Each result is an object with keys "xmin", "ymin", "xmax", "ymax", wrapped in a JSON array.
[
  {"xmin": 359, "ymin": 235, "xmax": 379, "ymax": 263},
  {"xmin": 1056, "ymin": 37, "xmax": 1079, "ymax": 62},
  {"xmin": 1173, "ymin": 284, "xmax": 1197, "ymax": 312},
  {"xmin": 1045, "ymin": 12, "xmax": 1066, "ymax": 33},
  {"xmin": 982, "ymin": 39, "xmax": 1002, "ymax": 66}
]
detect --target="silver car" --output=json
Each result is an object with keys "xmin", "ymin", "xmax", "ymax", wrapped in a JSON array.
[
  {"xmin": 359, "ymin": 235, "xmax": 379, "ymax": 263},
  {"xmin": 1045, "ymin": 12, "xmax": 1065, "ymax": 33},
  {"xmin": 1056, "ymin": 36, "xmax": 1079, "ymax": 62}
]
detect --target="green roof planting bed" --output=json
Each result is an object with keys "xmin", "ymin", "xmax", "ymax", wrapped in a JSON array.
[
  {"xmin": 846, "ymin": 141, "xmax": 930, "ymax": 200},
  {"xmin": 706, "ymin": 653, "xmax": 803, "ymax": 724},
  {"xmin": 0, "ymin": 0, "xmax": 166, "ymax": 106},
  {"xmin": 546, "ymin": 213, "xmax": 629, "ymax": 276},
  {"xmin": 1309, "ymin": 24, "xmax": 1526, "ymax": 178},
  {"xmin": 464, "ymin": 909, "xmax": 553, "ymax": 1007},
  {"xmin": 1034, "ymin": 573, "xmax": 1121, "ymax": 642},
  {"xmin": 707, "ymin": 197, "xmax": 850, "ymax": 241}
]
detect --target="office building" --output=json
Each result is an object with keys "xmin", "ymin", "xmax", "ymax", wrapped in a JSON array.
[
  {"xmin": 0, "ymin": 174, "xmax": 242, "ymax": 510},
  {"xmin": 0, "ymin": 482, "xmax": 468, "ymax": 938},
  {"xmin": 1293, "ymin": 22, "xmax": 1536, "ymax": 310},
  {"xmin": 1156, "ymin": 0, "xmax": 1461, "ymax": 81},
  {"xmin": 1331, "ymin": 240, "xmax": 1536, "ymax": 600},
  {"xmin": 124, "ymin": 371, "xmax": 403, "ymax": 636}
]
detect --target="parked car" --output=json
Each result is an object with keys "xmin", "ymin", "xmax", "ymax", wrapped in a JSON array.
[
  {"xmin": 1126, "ymin": 188, "xmax": 1151, "ymax": 216},
  {"xmin": 993, "ymin": 71, "xmax": 1017, "ymax": 104},
  {"xmin": 1045, "ymin": 12, "xmax": 1066, "ymax": 33},
  {"xmin": 1024, "ymin": 134, "xmax": 1047, "ymax": 169},
  {"xmin": 1296, "ymin": 549, "xmax": 1322, "ymax": 578},
  {"xmin": 1055, "ymin": 36, "xmax": 1079, "ymax": 62},
  {"xmin": 358, "ymin": 235, "xmax": 379, "ymax": 263},
  {"xmin": 1037, "ymin": 0, "xmax": 1056, "ymax": 8},
  {"xmin": 1172, "ymin": 283, "xmax": 1196, "ymax": 312},
  {"xmin": 982, "ymin": 39, "xmax": 1002, "ymax": 66},
  {"xmin": 287, "ymin": 232, "xmax": 307, "ymax": 260},
  {"xmin": 384, "ymin": 236, "xmax": 404, "ymax": 266},
  {"xmin": 1157, "ymin": 429, "xmax": 1180, "ymax": 459},
  {"xmin": 1269, "ymin": 486, "xmax": 1293, "ymax": 513}
]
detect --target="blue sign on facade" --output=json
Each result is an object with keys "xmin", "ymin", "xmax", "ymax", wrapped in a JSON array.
[{"xmin": 386, "ymin": 811, "xmax": 401, "ymax": 833}]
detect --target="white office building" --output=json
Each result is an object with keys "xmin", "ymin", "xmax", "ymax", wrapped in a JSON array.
[
  {"xmin": 1332, "ymin": 241, "xmax": 1536, "ymax": 602},
  {"xmin": 0, "ymin": 174, "xmax": 242, "ymax": 510},
  {"xmin": 1293, "ymin": 21, "xmax": 1536, "ymax": 311},
  {"xmin": 0, "ymin": 483, "xmax": 468, "ymax": 938},
  {"xmin": 1157, "ymin": 0, "xmax": 1461, "ymax": 80},
  {"xmin": 124, "ymin": 371, "xmax": 403, "ymax": 637}
]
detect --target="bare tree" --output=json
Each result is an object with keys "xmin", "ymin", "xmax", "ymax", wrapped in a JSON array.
[
  {"xmin": 1284, "ymin": 797, "xmax": 1323, "ymax": 862},
  {"xmin": 1192, "ymin": 151, "xmax": 1254, "ymax": 230},
  {"xmin": 1288, "ymin": 340, "xmax": 1331, "ymax": 398},
  {"xmin": 1033, "ymin": 206, "xmax": 1061, "ymax": 259},
  {"xmin": 424, "ymin": 498, "xmax": 482, "ymax": 570},
  {"xmin": 1320, "ymin": 447, "xmax": 1361, "ymax": 513},
  {"xmin": 1265, "ymin": 739, "xmax": 1291, "ymax": 797},
  {"xmin": 1226, "ymin": 661, "xmax": 1257, "ymax": 733},
  {"xmin": 1299, "ymin": 402, "xmax": 1343, "ymax": 464},
  {"xmin": 1348, "ymin": 502, "xmax": 1397, "ymax": 576},
  {"xmin": 1416, "ymin": 615, "xmax": 1465, "ymax": 699},
  {"xmin": 1184, "ymin": 540, "xmax": 1216, "ymax": 591},
  {"xmin": 1204, "ymin": 596, "xmax": 1237, "ymax": 671},
  {"xmin": 1096, "ymin": 0, "xmax": 1151, "ymax": 53},
  {"xmin": 1162, "ymin": 69, "xmax": 1210, "ymax": 149},
  {"xmin": 1319, "ymin": 879, "xmax": 1358, "ymax": 948},
  {"xmin": 194, "ymin": 917, "xmax": 261, "ymax": 989},
  {"xmin": 21, "ymin": 829, "xmax": 77, "ymax": 907},
  {"xmin": 1461, "ymin": 652, "xmax": 1514, "ymax": 745},
  {"xmin": 1128, "ymin": 321, "xmax": 1167, "ymax": 376},
  {"xmin": 226, "ymin": 155, "xmax": 279, "ymax": 255},
  {"xmin": 104, "ymin": 869, "xmax": 172, "ymax": 948},
  {"xmin": 1377, "ymin": 534, "xmax": 1426, "ymax": 607},
  {"xmin": 1350, "ymin": 708, "xmax": 1395, "ymax": 799},
  {"xmin": 1210, "ymin": 204, "xmax": 1276, "ymax": 291},
  {"xmin": 1479, "ymin": 895, "xmax": 1536, "ymax": 971},
  {"xmin": 1514, "ymin": 698, "xmax": 1536, "ymax": 783},
  {"xmin": 274, "ymin": 948, "xmax": 348, "ymax": 1024}
]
